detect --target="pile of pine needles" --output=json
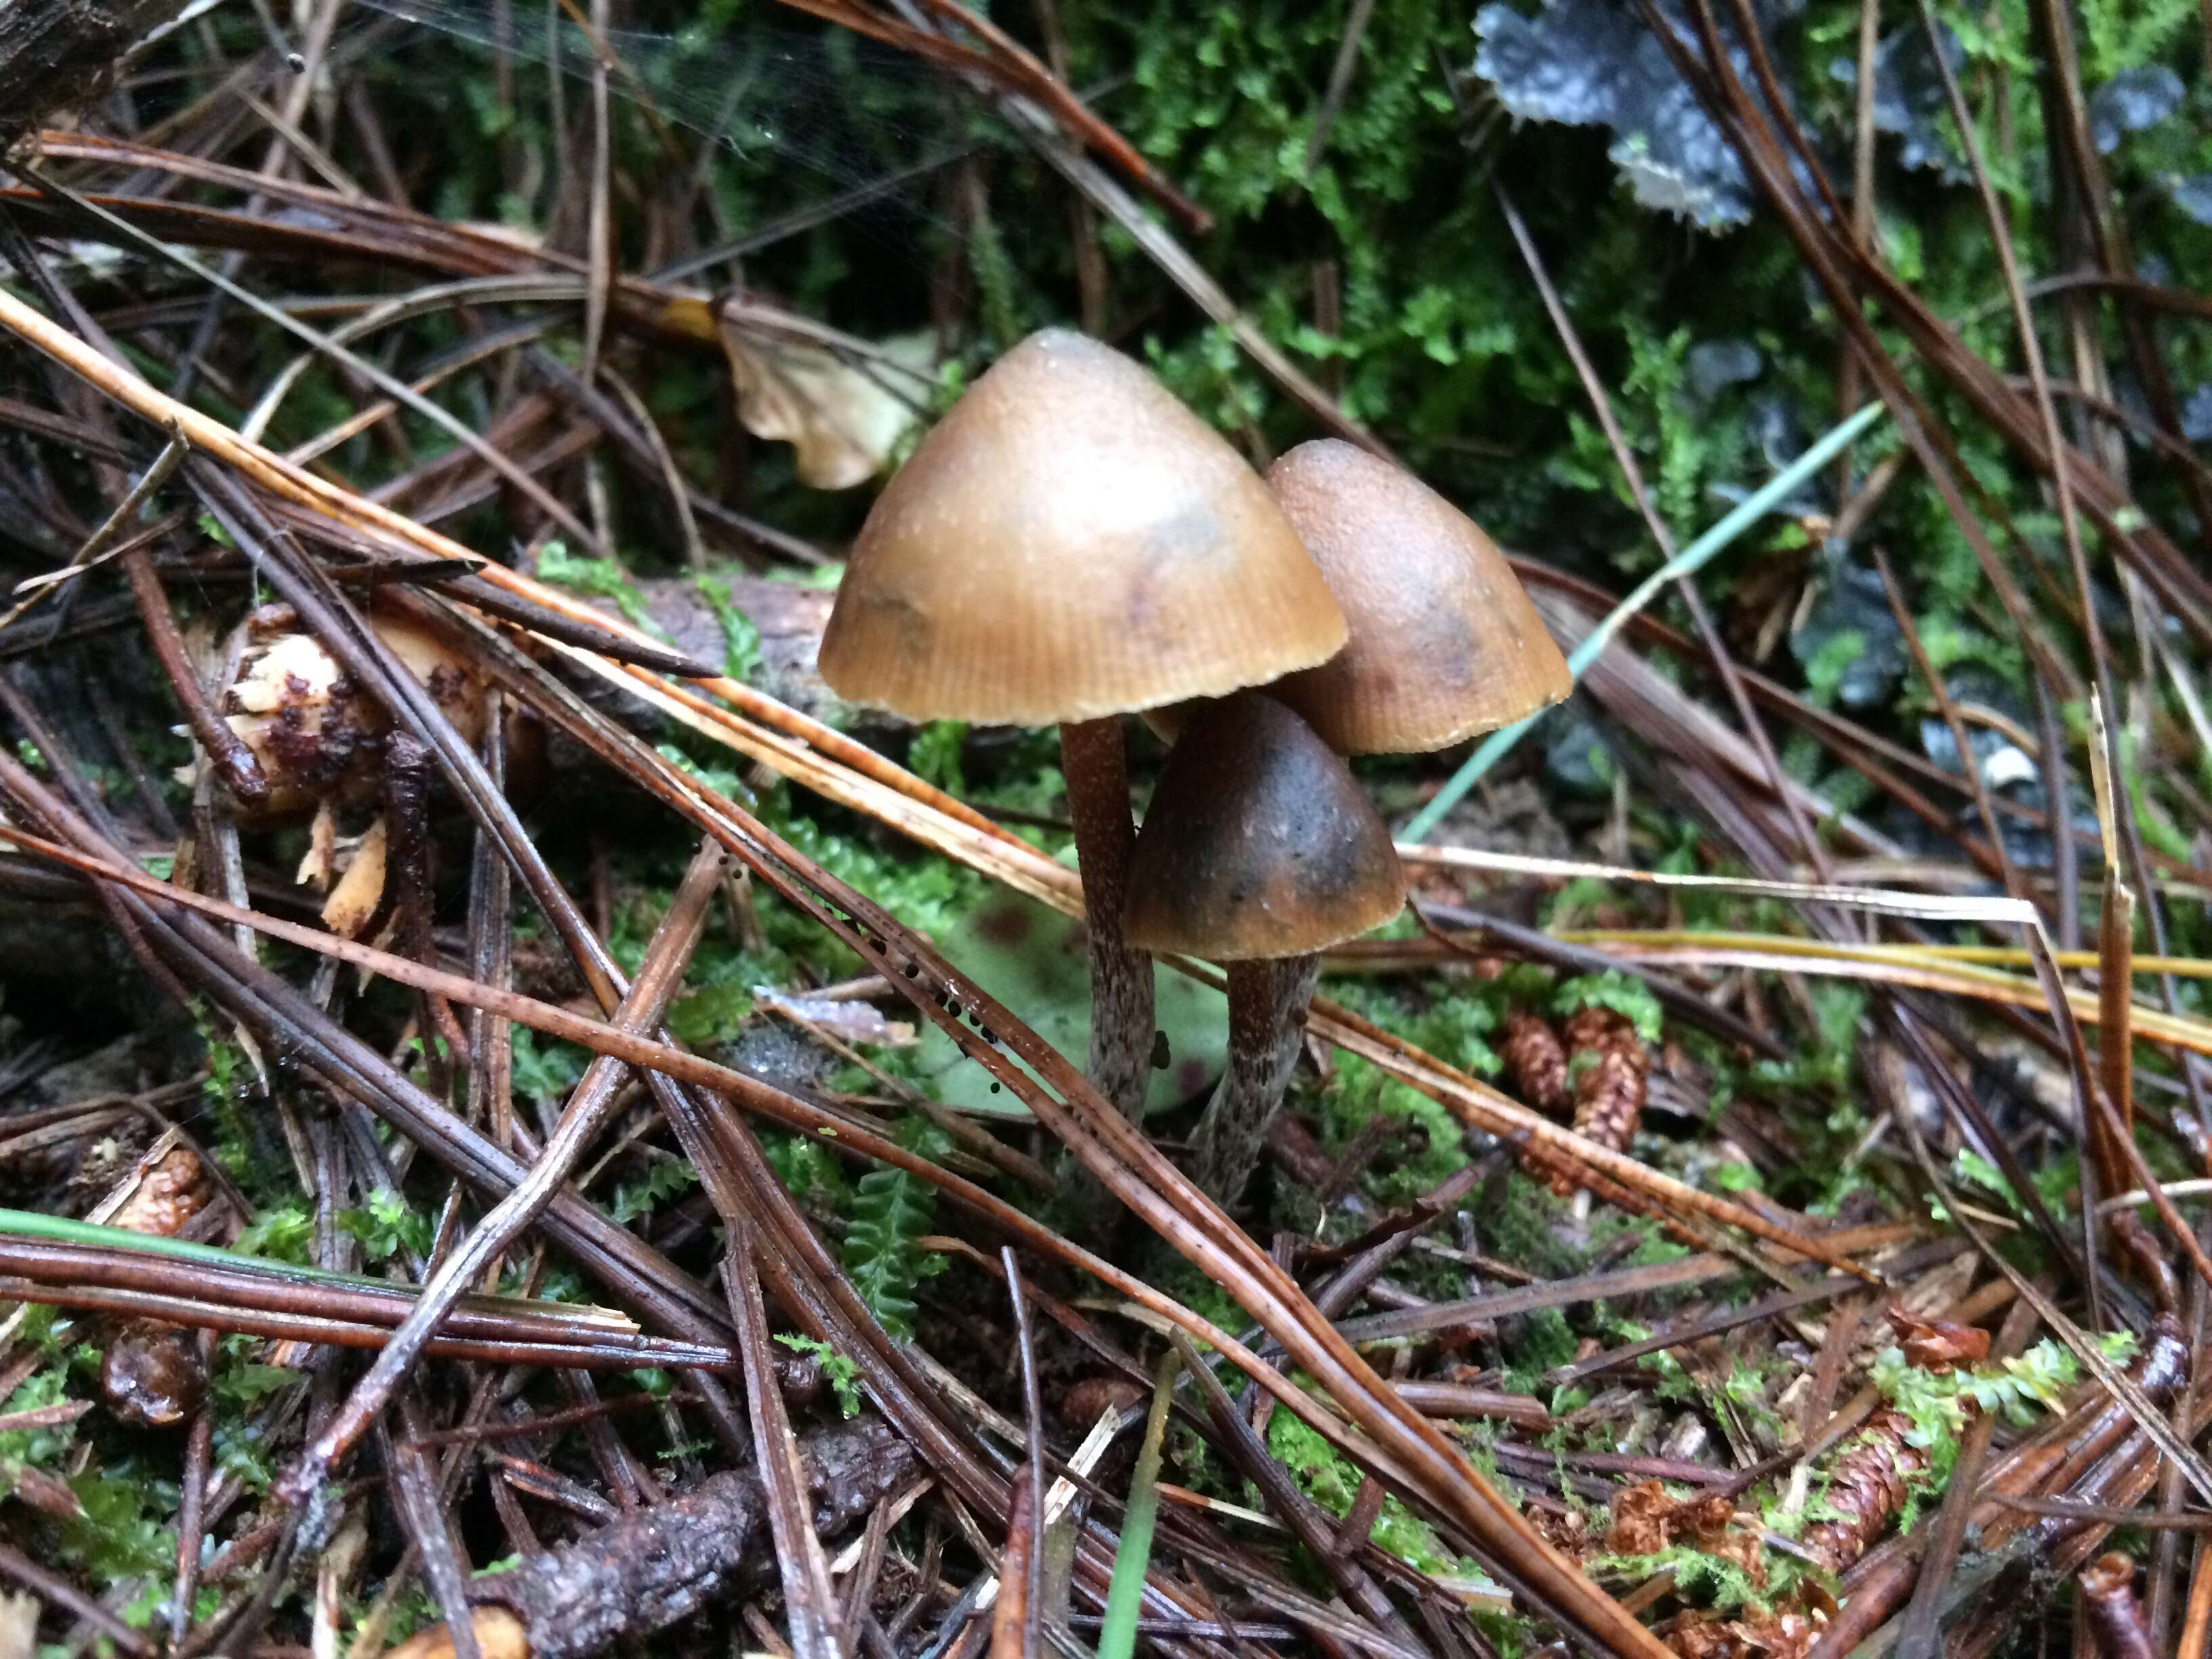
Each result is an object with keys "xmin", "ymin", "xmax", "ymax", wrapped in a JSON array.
[{"xmin": 1, "ymin": 2, "xmax": 2211, "ymax": 1657}]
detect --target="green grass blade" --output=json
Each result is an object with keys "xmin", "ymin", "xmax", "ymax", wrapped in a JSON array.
[
  {"xmin": 1401, "ymin": 399, "xmax": 1889, "ymax": 843},
  {"xmin": 1096, "ymin": 1347, "xmax": 1181, "ymax": 1659}
]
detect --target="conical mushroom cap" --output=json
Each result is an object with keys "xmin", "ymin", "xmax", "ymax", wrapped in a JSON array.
[
  {"xmin": 1123, "ymin": 694, "xmax": 1404, "ymax": 960},
  {"xmin": 1261, "ymin": 440, "xmax": 1571, "ymax": 754},
  {"xmin": 818, "ymin": 329, "xmax": 1347, "ymax": 725}
]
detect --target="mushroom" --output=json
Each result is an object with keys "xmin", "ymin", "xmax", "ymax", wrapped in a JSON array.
[
  {"xmin": 1261, "ymin": 438, "xmax": 1572, "ymax": 755},
  {"xmin": 1122, "ymin": 693, "xmax": 1404, "ymax": 1202},
  {"xmin": 819, "ymin": 329, "xmax": 1345, "ymax": 1121},
  {"xmin": 220, "ymin": 604, "xmax": 533, "ymax": 819}
]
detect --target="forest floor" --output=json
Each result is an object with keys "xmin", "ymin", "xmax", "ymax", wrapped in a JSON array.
[{"xmin": 0, "ymin": 2, "xmax": 2209, "ymax": 1657}]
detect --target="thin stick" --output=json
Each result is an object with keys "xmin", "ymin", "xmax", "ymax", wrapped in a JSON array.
[
  {"xmin": 2091, "ymin": 695, "xmax": 2138, "ymax": 1152},
  {"xmin": 1303, "ymin": 0, "xmax": 1378, "ymax": 173},
  {"xmin": 276, "ymin": 840, "xmax": 723, "ymax": 1500},
  {"xmin": 0, "ymin": 418, "xmax": 188, "ymax": 632},
  {"xmin": 14, "ymin": 159, "xmax": 615, "ymax": 561},
  {"xmin": 723, "ymin": 1226, "xmax": 845, "ymax": 1659},
  {"xmin": 1001, "ymin": 1248, "xmax": 1046, "ymax": 1659}
]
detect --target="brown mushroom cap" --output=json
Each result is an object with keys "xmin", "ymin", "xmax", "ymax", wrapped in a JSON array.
[
  {"xmin": 1261, "ymin": 439, "xmax": 1572, "ymax": 754},
  {"xmin": 817, "ymin": 329, "xmax": 1346, "ymax": 725},
  {"xmin": 1122, "ymin": 694, "xmax": 1404, "ymax": 960}
]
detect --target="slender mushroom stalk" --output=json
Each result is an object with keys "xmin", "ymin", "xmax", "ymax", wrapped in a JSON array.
[
  {"xmin": 1123, "ymin": 695, "xmax": 1403, "ymax": 1204},
  {"xmin": 1057, "ymin": 716, "xmax": 1152, "ymax": 1114},
  {"xmin": 816, "ymin": 329, "xmax": 1345, "ymax": 1128},
  {"xmin": 1202, "ymin": 954, "xmax": 1323, "ymax": 1198}
]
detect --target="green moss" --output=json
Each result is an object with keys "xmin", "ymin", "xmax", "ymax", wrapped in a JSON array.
[
  {"xmin": 775, "ymin": 1334, "xmax": 862, "ymax": 1416},
  {"xmin": 1263, "ymin": 1408, "xmax": 1474, "ymax": 1580},
  {"xmin": 693, "ymin": 573, "xmax": 764, "ymax": 682}
]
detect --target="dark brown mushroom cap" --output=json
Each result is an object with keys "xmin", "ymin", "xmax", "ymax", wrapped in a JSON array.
[
  {"xmin": 1122, "ymin": 694, "xmax": 1404, "ymax": 960},
  {"xmin": 1261, "ymin": 439, "xmax": 1572, "ymax": 754},
  {"xmin": 817, "ymin": 329, "xmax": 1346, "ymax": 725}
]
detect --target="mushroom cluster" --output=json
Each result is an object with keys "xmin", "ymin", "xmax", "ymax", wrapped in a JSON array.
[{"xmin": 821, "ymin": 332, "xmax": 1570, "ymax": 1205}]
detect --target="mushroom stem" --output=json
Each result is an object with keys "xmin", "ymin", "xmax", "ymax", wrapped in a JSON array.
[
  {"xmin": 1192, "ymin": 954, "xmax": 1321, "ymax": 1204},
  {"xmin": 1059, "ymin": 716, "xmax": 1154, "ymax": 1122}
]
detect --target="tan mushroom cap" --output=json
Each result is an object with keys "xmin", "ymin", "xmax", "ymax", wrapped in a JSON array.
[
  {"xmin": 1261, "ymin": 439, "xmax": 1572, "ymax": 754},
  {"xmin": 1122, "ymin": 694, "xmax": 1404, "ymax": 961},
  {"xmin": 817, "ymin": 329, "xmax": 1347, "ymax": 726}
]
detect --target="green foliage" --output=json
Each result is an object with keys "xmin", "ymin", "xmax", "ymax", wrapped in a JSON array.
[
  {"xmin": 663, "ymin": 917, "xmax": 786, "ymax": 1048},
  {"xmin": 765, "ymin": 1130, "xmax": 852, "ymax": 1210},
  {"xmin": 907, "ymin": 721, "xmax": 968, "ymax": 796},
  {"xmin": 653, "ymin": 740, "xmax": 755, "ymax": 811},
  {"xmin": 1800, "ymin": 629, "xmax": 1868, "ymax": 709},
  {"xmin": 511, "ymin": 1027, "xmax": 588, "ymax": 1107},
  {"xmin": 609, "ymin": 1157, "xmax": 699, "ymax": 1225},
  {"xmin": 211, "ymin": 1354, "xmax": 302, "ymax": 1408},
  {"xmin": 776, "ymin": 1334, "xmax": 862, "ymax": 1416},
  {"xmin": 1587, "ymin": 1538, "xmax": 1801, "ymax": 1620},
  {"xmin": 838, "ymin": 1120, "xmax": 951, "ymax": 1340},
  {"xmin": 60, "ymin": 1466, "xmax": 176, "ymax": 1587},
  {"xmin": 1313, "ymin": 977, "xmax": 1515, "ymax": 1200},
  {"xmin": 693, "ymin": 573, "xmax": 764, "ymax": 682},
  {"xmin": 1869, "ymin": 1334, "xmax": 2138, "ymax": 1490},
  {"xmin": 536, "ymin": 544, "xmax": 660, "ymax": 636},
  {"xmin": 1262, "ymin": 1409, "xmax": 1470, "ymax": 1578},
  {"xmin": 2077, "ymin": 0, "xmax": 2199, "ymax": 79},
  {"xmin": 191, "ymin": 1004, "xmax": 263, "ymax": 1193},
  {"xmin": 1950, "ymin": 1147, "xmax": 2021, "ymax": 1214},
  {"xmin": 762, "ymin": 790, "xmax": 984, "ymax": 948},
  {"xmin": 232, "ymin": 1205, "xmax": 313, "ymax": 1267},
  {"xmin": 340, "ymin": 1189, "xmax": 433, "ymax": 1265},
  {"xmin": 1501, "ymin": 1305, "xmax": 1580, "ymax": 1395},
  {"xmin": 0, "ymin": 1364, "xmax": 79, "ymax": 1504},
  {"xmin": 1552, "ymin": 971, "xmax": 1664, "ymax": 1043}
]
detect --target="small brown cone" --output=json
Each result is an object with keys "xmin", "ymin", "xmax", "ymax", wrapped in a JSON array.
[
  {"xmin": 1501, "ymin": 1011, "xmax": 1570, "ymax": 1115},
  {"xmin": 1545, "ymin": 1008, "xmax": 1649, "ymax": 1197},
  {"xmin": 1802, "ymin": 1408, "xmax": 1930, "ymax": 1574}
]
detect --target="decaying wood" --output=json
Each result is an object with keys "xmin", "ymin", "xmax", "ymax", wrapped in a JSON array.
[
  {"xmin": 0, "ymin": 0, "xmax": 194, "ymax": 148},
  {"xmin": 390, "ymin": 1417, "xmax": 916, "ymax": 1659}
]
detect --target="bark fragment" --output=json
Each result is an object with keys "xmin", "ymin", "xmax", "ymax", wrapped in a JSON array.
[
  {"xmin": 392, "ymin": 1417, "xmax": 917, "ymax": 1659},
  {"xmin": 0, "ymin": 0, "xmax": 195, "ymax": 148}
]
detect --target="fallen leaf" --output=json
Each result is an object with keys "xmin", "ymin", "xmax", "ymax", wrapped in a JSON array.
[{"xmin": 718, "ymin": 316, "xmax": 937, "ymax": 489}]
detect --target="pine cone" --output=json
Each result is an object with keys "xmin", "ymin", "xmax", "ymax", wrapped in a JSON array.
[
  {"xmin": 1803, "ymin": 1408, "xmax": 1929, "ymax": 1572},
  {"xmin": 1502, "ymin": 1012, "xmax": 1569, "ymax": 1113},
  {"xmin": 1563, "ymin": 1005, "xmax": 1646, "ymax": 1065},
  {"xmin": 1551, "ymin": 1008, "xmax": 1647, "ymax": 1195}
]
